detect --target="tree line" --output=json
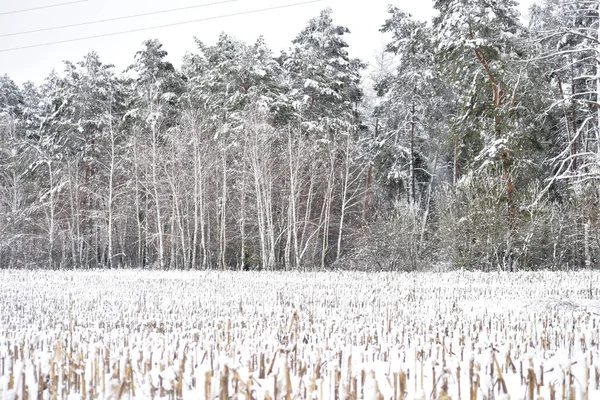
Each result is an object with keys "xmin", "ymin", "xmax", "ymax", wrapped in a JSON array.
[{"xmin": 0, "ymin": 0, "xmax": 598, "ymax": 270}]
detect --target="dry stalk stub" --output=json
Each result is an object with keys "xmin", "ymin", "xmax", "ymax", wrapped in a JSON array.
[{"xmin": 0, "ymin": 270, "xmax": 599, "ymax": 399}]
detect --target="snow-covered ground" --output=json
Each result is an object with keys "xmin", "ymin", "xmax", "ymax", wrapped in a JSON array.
[{"xmin": 0, "ymin": 269, "xmax": 599, "ymax": 400}]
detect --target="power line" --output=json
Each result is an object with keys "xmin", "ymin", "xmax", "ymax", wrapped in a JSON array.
[
  {"xmin": 0, "ymin": 0, "xmax": 88, "ymax": 17},
  {"xmin": 0, "ymin": 0, "xmax": 239, "ymax": 38},
  {"xmin": 0, "ymin": 0, "xmax": 324, "ymax": 53}
]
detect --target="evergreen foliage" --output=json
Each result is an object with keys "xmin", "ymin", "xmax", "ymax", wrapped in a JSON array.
[{"xmin": 0, "ymin": 3, "xmax": 598, "ymax": 270}]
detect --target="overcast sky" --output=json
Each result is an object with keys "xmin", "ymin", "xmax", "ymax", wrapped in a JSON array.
[{"xmin": 0, "ymin": 0, "xmax": 536, "ymax": 85}]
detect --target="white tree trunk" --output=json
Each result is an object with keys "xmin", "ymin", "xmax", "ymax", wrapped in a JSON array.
[
  {"xmin": 336, "ymin": 134, "xmax": 351, "ymax": 262},
  {"xmin": 220, "ymin": 146, "xmax": 228, "ymax": 270},
  {"xmin": 151, "ymin": 125, "xmax": 165, "ymax": 269},
  {"xmin": 47, "ymin": 160, "xmax": 55, "ymax": 269},
  {"xmin": 106, "ymin": 111, "xmax": 117, "ymax": 269}
]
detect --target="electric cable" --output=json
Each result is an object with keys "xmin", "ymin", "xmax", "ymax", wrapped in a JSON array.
[
  {"xmin": 0, "ymin": 0, "xmax": 239, "ymax": 38},
  {"xmin": 0, "ymin": 0, "xmax": 324, "ymax": 53},
  {"xmin": 0, "ymin": 0, "xmax": 88, "ymax": 17}
]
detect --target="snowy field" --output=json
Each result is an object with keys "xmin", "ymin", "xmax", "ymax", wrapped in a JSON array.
[{"xmin": 1, "ymin": 270, "xmax": 600, "ymax": 400}]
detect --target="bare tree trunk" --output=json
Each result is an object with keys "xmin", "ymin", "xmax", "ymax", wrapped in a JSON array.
[
  {"xmin": 251, "ymin": 140, "xmax": 268, "ymax": 270},
  {"xmin": 172, "ymin": 133, "xmax": 188, "ymax": 269},
  {"xmin": 45, "ymin": 159, "xmax": 56, "ymax": 269},
  {"xmin": 300, "ymin": 149, "xmax": 318, "ymax": 265},
  {"xmin": 265, "ymin": 170, "xmax": 276, "ymax": 270},
  {"xmin": 106, "ymin": 107, "xmax": 117, "ymax": 269},
  {"xmin": 585, "ymin": 220, "xmax": 591, "ymax": 268},
  {"xmin": 192, "ymin": 137, "xmax": 200, "ymax": 270},
  {"xmin": 597, "ymin": 16, "xmax": 600, "ymax": 157},
  {"xmin": 198, "ymin": 157, "xmax": 207, "ymax": 269},
  {"xmin": 167, "ymin": 168, "xmax": 187, "ymax": 270},
  {"xmin": 219, "ymin": 145, "xmax": 228, "ymax": 270},
  {"xmin": 319, "ymin": 149, "xmax": 335, "ymax": 268},
  {"xmin": 420, "ymin": 152, "xmax": 438, "ymax": 249},
  {"xmin": 363, "ymin": 119, "xmax": 378, "ymax": 220},
  {"xmin": 239, "ymin": 135, "xmax": 248, "ymax": 271},
  {"xmin": 248, "ymin": 122, "xmax": 277, "ymax": 270},
  {"xmin": 151, "ymin": 124, "xmax": 165, "ymax": 269},
  {"xmin": 336, "ymin": 133, "xmax": 352, "ymax": 262},
  {"xmin": 190, "ymin": 147, "xmax": 199, "ymax": 270},
  {"xmin": 169, "ymin": 199, "xmax": 176, "ymax": 269},
  {"xmin": 239, "ymin": 170, "xmax": 247, "ymax": 271},
  {"xmin": 570, "ymin": 58, "xmax": 578, "ymax": 171},
  {"xmin": 66, "ymin": 161, "xmax": 82, "ymax": 267},
  {"xmin": 287, "ymin": 127, "xmax": 300, "ymax": 269},
  {"xmin": 132, "ymin": 134, "xmax": 147, "ymax": 268},
  {"xmin": 556, "ymin": 76, "xmax": 576, "ymax": 172},
  {"xmin": 410, "ymin": 86, "xmax": 417, "ymax": 204},
  {"xmin": 454, "ymin": 134, "xmax": 460, "ymax": 185},
  {"xmin": 189, "ymin": 111, "xmax": 207, "ymax": 270}
]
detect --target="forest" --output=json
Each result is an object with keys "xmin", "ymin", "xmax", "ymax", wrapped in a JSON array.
[{"xmin": 0, "ymin": 0, "xmax": 598, "ymax": 271}]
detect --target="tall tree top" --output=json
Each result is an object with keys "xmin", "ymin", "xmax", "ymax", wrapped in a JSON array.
[
  {"xmin": 126, "ymin": 39, "xmax": 183, "ymax": 114},
  {"xmin": 0, "ymin": 75, "xmax": 24, "ymax": 119},
  {"xmin": 292, "ymin": 8, "xmax": 351, "ymax": 59},
  {"xmin": 433, "ymin": 0, "xmax": 521, "ymax": 56},
  {"xmin": 381, "ymin": 7, "xmax": 434, "ymax": 82},
  {"xmin": 128, "ymin": 39, "xmax": 177, "ymax": 85},
  {"xmin": 283, "ymin": 8, "xmax": 365, "ymax": 135}
]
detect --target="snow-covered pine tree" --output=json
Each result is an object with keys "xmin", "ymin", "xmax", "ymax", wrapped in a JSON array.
[
  {"xmin": 434, "ymin": 0, "xmax": 524, "ymax": 216},
  {"xmin": 377, "ymin": 7, "xmax": 453, "ymax": 206},
  {"xmin": 282, "ymin": 8, "xmax": 365, "ymax": 137}
]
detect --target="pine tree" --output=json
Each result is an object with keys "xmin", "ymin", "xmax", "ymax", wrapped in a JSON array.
[
  {"xmin": 282, "ymin": 8, "xmax": 365, "ymax": 137},
  {"xmin": 433, "ymin": 0, "xmax": 525, "ymax": 216},
  {"xmin": 377, "ymin": 7, "xmax": 452, "ymax": 205}
]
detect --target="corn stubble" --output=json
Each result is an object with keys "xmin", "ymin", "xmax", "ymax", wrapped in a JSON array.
[{"xmin": 0, "ymin": 270, "xmax": 599, "ymax": 399}]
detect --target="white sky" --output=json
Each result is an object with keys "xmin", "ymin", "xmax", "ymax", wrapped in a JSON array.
[{"xmin": 0, "ymin": 0, "xmax": 536, "ymax": 85}]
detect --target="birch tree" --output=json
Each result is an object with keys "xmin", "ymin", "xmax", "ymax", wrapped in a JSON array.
[{"xmin": 127, "ymin": 39, "xmax": 184, "ymax": 269}]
